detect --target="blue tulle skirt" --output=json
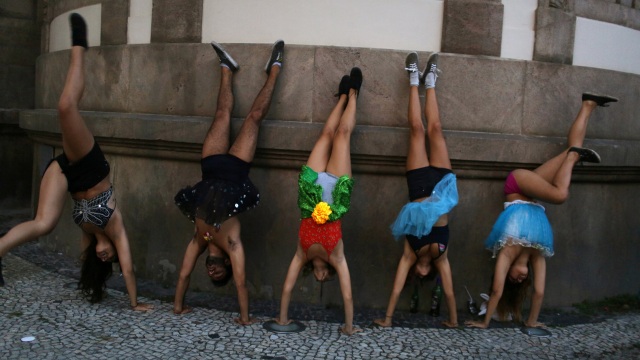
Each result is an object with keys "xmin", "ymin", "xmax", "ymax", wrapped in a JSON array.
[
  {"xmin": 390, "ymin": 173, "xmax": 458, "ymax": 240},
  {"xmin": 484, "ymin": 200, "xmax": 554, "ymax": 257}
]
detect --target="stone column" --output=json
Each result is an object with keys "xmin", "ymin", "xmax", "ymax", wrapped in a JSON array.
[
  {"xmin": 533, "ymin": 0, "xmax": 576, "ymax": 64},
  {"xmin": 151, "ymin": 0, "xmax": 203, "ymax": 43},
  {"xmin": 441, "ymin": 0, "xmax": 504, "ymax": 56}
]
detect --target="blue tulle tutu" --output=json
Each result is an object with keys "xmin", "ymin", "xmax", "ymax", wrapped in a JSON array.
[
  {"xmin": 390, "ymin": 173, "xmax": 458, "ymax": 240},
  {"xmin": 484, "ymin": 200, "xmax": 554, "ymax": 257}
]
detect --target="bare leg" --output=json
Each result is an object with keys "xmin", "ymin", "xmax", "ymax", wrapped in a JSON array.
[
  {"xmin": 228, "ymin": 66, "xmax": 281, "ymax": 162},
  {"xmin": 512, "ymin": 100, "xmax": 598, "ymax": 204},
  {"xmin": 57, "ymin": 46, "xmax": 94, "ymax": 162},
  {"xmin": 326, "ymin": 89, "xmax": 357, "ymax": 177},
  {"xmin": 0, "ymin": 162, "xmax": 67, "ymax": 257},
  {"xmin": 406, "ymin": 86, "xmax": 429, "ymax": 171},
  {"xmin": 306, "ymin": 93, "xmax": 348, "ymax": 173},
  {"xmin": 202, "ymin": 67, "xmax": 234, "ymax": 157},
  {"xmin": 425, "ymin": 87, "xmax": 451, "ymax": 170}
]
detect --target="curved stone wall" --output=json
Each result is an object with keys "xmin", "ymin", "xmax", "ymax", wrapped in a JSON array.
[{"xmin": 14, "ymin": 0, "xmax": 640, "ymax": 311}]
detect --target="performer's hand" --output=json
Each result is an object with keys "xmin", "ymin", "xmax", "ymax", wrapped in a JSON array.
[
  {"xmin": 442, "ymin": 320, "xmax": 458, "ymax": 328},
  {"xmin": 339, "ymin": 325, "xmax": 362, "ymax": 335},
  {"xmin": 173, "ymin": 305, "xmax": 192, "ymax": 315},
  {"xmin": 132, "ymin": 303, "xmax": 154, "ymax": 312},
  {"xmin": 275, "ymin": 317, "xmax": 292, "ymax": 326},
  {"xmin": 234, "ymin": 317, "xmax": 257, "ymax": 326},
  {"xmin": 465, "ymin": 320, "xmax": 487, "ymax": 329},
  {"xmin": 373, "ymin": 318, "xmax": 392, "ymax": 327}
]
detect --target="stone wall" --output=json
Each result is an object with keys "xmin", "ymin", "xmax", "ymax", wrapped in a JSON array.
[
  {"xmin": 20, "ymin": 43, "xmax": 640, "ymax": 311},
  {"xmin": 0, "ymin": 0, "xmax": 40, "ymax": 206}
]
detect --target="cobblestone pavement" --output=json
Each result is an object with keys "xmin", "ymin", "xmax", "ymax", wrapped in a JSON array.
[{"xmin": 1, "ymin": 253, "xmax": 639, "ymax": 359}]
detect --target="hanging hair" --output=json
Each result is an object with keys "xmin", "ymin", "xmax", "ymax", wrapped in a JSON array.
[
  {"xmin": 492, "ymin": 274, "xmax": 532, "ymax": 322},
  {"xmin": 78, "ymin": 236, "xmax": 114, "ymax": 303},
  {"xmin": 302, "ymin": 261, "xmax": 336, "ymax": 280}
]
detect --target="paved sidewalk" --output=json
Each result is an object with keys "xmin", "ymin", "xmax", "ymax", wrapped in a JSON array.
[{"xmin": 1, "ymin": 254, "xmax": 639, "ymax": 359}]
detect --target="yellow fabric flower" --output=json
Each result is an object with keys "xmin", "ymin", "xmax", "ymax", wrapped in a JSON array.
[{"xmin": 311, "ymin": 201, "xmax": 332, "ymax": 225}]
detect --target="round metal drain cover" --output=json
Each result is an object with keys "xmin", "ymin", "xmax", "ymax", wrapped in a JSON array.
[
  {"xmin": 521, "ymin": 327, "xmax": 552, "ymax": 337},
  {"xmin": 263, "ymin": 320, "xmax": 306, "ymax": 333}
]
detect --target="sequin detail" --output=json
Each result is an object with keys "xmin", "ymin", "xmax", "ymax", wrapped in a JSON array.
[
  {"xmin": 298, "ymin": 165, "xmax": 353, "ymax": 222},
  {"xmin": 299, "ymin": 218, "xmax": 342, "ymax": 256},
  {"xmin": 71, "ymin": 187, "xmax": 114, "ymax": 229}
]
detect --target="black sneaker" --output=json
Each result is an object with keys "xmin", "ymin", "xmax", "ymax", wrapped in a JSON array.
[
  {"xmin": 349, "ymin": 67, "xmax": 363, "ymax": 96},
  {"xmin": 569, "ymin": 147, "xmax": 601, "ymax": 163},
  {"xmin": 335, "ymin": 75, "xmax": 350, "ymax": 97},
  {"xmin": 405, "ymin": 52, "xmax": 419, "ymax": 75},
  {"xmin": 69, "ymin": 13, "xmax": 88, "ymax": 48},
  {"xmin": 211, "ymin": 41, "xmax": 239, "ymax": 72},
  {"xmin": 420, "ymin": 53, "xmax": 439, "ymax": 87},
  {"xmin": 582, "ymin": 93, "xmax": 618, "ymax": 107},
  {"xmin": 265, "ymin": 39, "xmax": 285, "ymax": 74}
]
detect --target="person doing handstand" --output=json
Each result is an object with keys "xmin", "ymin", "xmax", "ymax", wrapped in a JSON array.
[
  {"xmin": 0, "ymin": 14, "xmax": 152, "ymax": 311},
  {"xmin": 173, "ymin": 40, "xmax": 284, "ymax": 325},
  {"xmin": 466, "ymin": 93, "xmax": 618, "ymax": 329},
  {"xmin": 275, "ymin": 67, "xmax": 363, "ymax": 335},
  {"xmin": 374, "ymin": 52, "xmax": 459, "ymax": 328}
]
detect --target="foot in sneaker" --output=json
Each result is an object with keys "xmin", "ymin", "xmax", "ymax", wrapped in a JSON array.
[
  {"xmin": 265, "ymin": 39, "xmax": 285, "ymax": 74},
  {"xmin": 569, "ymin": 147, "xmax": 601, "ymax": 163},
  {"xmin": 421, "ymin": 53, "xmax": 439, "ymax": 89},
  {"xmin": 211, "ymin": 41, "xmax": 239, "ymax": 72},
  {"xmin": 405, "ymin": 52, "xmax": 419, "ymax": 87},
  {"xmin": 335, "ymin": 75, "xmax": 350, "ymax": 97},
  {"xmin": 582, "ymin": 93, "xmax": 618, "ymax": 107},
  {"xmin": 69, "ymin": 13, "xmax": 88, "ymax": 48},
  {"xmin": 349, "ymin": 67, "xmax": 363, "ymax": 97}
]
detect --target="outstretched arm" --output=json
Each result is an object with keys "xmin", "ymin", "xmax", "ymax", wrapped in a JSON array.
[
  {"xmin": 374, "ymin": 241, "xmax": 416, "ymax": 327},
  {"xmin": 331, "ymin": 245, "xmax": 360, "ymax": 335},
  {"xmin": 435, "ymin": 253, "xmax": 458, "ymax": 327},
  {"xmin": 525, "ymin": 255, "xmax": 546, "ymax": 327},
  {"xmin": 466, "ymin": 253, "xmax": 511, "ymax": 328},
  {"xmin": 228, "ymin": 244, "xmax": 253, "ymax": 325},
  {"xmin": 108, "ymin": 209, "xmax": 152, "ymax": 311},
  {"xmin": 173, "ymin": 232, "xmax": 206, "ymax": 314},
  {"xmin": 276, "ymin": 245, "xmax": 306, "ymax": 325}
]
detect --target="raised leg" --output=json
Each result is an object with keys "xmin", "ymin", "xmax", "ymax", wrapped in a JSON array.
[
  {"xmin": 202, "ymin": 67, "xmax": 234, "ymax": 157},
  {"xmin": 58, "ymin": 46, "xmax": 95, "ymax": 162},
  {"xmin": 405, "ymin": 85, "xmax": 429, "ymax": 171},
  {"xmin": 306, "ymin": 76, "xmax": 349, "ymax": 173},
  {"xmin": 425, "ymin": 87, "xmax": 451, "ymax": 170},
  {"xmin": 512, "ymin": 100, "xmax": 599, "ymax": 204},
  {"xmin": 326, "ymin": 88, "xmax": 357, "ymax": 177},
  {"xmin": 228, "ymin": 66, "xmax": 281, "ymax": 162}
]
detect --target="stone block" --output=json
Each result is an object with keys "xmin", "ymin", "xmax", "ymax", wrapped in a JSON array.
[
  {"xmin": 522, "ymin": 61, "xmax": 640, "ymax": 144},
  {"xmin": 441, "ymin": 0, "xmax": 504, "ymax": 56},
  {"xmin": 101, "ymin": 0, "xmax": 128, "ymax": 46},
  {"xmin": 533, "ymin": 7, "xmax": 575, "ymax": 64},
  {"xmin": 151, "ymin": 0, "xmax": 203, "ymax": 43},
  {"xmin": 0, "ymin": 65, "xmax": 35, "ymax": 108},
  {"xmin": 0, "ymin": 0, "xmax": 35, "ymax": 18},
  {"xmin": 575, "ymin": 0, "xmax": 626, "ymax": 25}
]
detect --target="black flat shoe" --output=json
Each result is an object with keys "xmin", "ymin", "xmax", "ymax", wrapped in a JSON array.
[
  {"xmin": 335, "ymin": 75, "xmax": 350, "ymax": 97},
  {"xmin": 349, "ymin": 67, "xmax": 363, "ymax": 97},
  {"xmin": 582, "ymin": 93, "xmax": 618, "ymax": 107},
  {"xmin": 569, "ymin": 147, "xmax": 601, "ymax": 163}
]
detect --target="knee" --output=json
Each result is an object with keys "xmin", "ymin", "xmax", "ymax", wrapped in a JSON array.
[
  {"xmin": 551, "ymin": 190, "xmax": 569, "ymax": 204},
  {"xmin": 247, "ymin": 108, "xmax": 267, "ymax": 123},
  {"xmin": 57, "ymin": 96, "xmax": 77, "ymax": 117},
  {"xmin": 319, "ymin": 127, "xmax": 336, "ymax": 142},
  {"xmin": 32, "ymin": 216, "xmax": 58, "ymax": 236},
  {"xmin": 335, "ymin": 123, "xmax": 353, "ymax": 139},
  {"xmin": 427, "ymin": 120, "xmax": 444, "ymax": 138},
  {"xmin": 409, "ymin": 121, "xmax": 426, "ymax": 138}
]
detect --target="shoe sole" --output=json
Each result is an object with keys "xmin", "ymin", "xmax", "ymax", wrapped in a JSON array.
[{"xmin": 582, "ymin": 92, "xmax": 619, "ymax": 107}]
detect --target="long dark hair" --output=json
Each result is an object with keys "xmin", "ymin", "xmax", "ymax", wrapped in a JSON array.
[
  {"xmin": 493, "ymin": 275, "xmax": 531, "ymax": 322},
  {"xmin": 78, "ymin": 236, "xmax": 114, "ymax": 303}
]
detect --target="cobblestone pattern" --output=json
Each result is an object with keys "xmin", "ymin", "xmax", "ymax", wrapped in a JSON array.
[{"xmin": 1, "ymin": 254, "xmax": 639, "ymax": 359}]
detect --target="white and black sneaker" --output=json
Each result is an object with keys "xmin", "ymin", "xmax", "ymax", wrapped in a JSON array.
[
  {"xmin": 265, "ymin": 39, "xmax": 285, "ymax": 74},
  {"xmin": 211, "ymin": 41, "xmax": 239, "ymax": 72},
  {"xmin": 405, "ymin": 52, "xmax": 419, "ymax": 74},
  {"xmin": 421, "ymin": 53, "xmax": 440, "ymax": 88}
]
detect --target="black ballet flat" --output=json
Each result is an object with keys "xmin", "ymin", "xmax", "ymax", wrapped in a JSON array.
[
  {"xmin": 349, "ymin": 67, "xmax": 363, "ymax": 97},
  {"xmin": 582, "ymin": 93, "xmax": 618, "ymax": 107},
  {"xmin": 334, "ymin": 75, "xmax": 350, "ymax": 97},
  {"xmin": 569, "ymin": 147, "xmax": 601, "ymax": 163}
]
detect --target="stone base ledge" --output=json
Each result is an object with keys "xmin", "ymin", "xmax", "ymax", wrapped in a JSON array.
[{"xmin": 20, "ymin": 109, "xmax": 640, "ymax": 181}]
